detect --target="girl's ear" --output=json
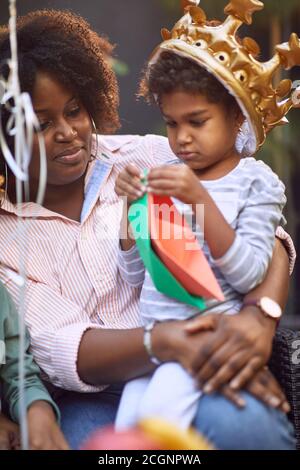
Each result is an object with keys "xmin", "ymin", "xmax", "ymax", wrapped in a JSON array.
[{"xmin": 234, "ymin": 109, "xmax": 244, "ymax": 130}]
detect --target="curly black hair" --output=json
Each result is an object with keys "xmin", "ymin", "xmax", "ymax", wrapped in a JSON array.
[
  {"xmin": 140, "ymin": 51, "xmax": 240, "ymax": 115},
  {"xmin": 0, "ymin": 9, "xmax": 120, "ymax": 134}
]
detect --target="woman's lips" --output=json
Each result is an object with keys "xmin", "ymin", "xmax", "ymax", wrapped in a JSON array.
[{"xmin": 54, "ymin": 148, "xmax": 84, "ymax": 164}]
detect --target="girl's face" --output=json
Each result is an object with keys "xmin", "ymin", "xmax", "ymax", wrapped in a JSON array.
[
  {"xmin": 160, "ymin": 90, "xmax": 242, "ymax": 178},
  {"xmin": 31, "ymin": 71, "xmax": 92, "ymax": 187}
]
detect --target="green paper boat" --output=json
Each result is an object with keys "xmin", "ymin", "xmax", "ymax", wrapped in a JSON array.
[{"xmin": 128, "ymin": 193, "xmax": 206, "ymax": 310}]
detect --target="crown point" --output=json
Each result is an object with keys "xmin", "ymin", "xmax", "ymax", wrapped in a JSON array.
[
  {"xmin": 181, "ymin": 0, "xmax": 200, "ymax": 10},
  {"xmin": 161, "ymin": 28, "xmax": 172, "ymax": 41},
  {"xmin": 188, "ymin": 6, "xmax": 207, "ymax": 25},
  {"xmin": 224, "ymin": 0, "xmax": 264, "ymax": 25},
  {"xmin": 276, "ymin": 33, "xmax": 300, "ymax": 69},
  {"xmin": 242, "ymin": 37, "xmax": 261, "ymax": 57},
  {"xmin": 276, "ymin": 79, "xmax": 293, "ymax": 99}
]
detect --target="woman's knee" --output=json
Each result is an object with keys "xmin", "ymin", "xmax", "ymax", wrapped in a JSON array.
[{"xmin": 193, "ymin": 391, "xmax": 296, "ymax": 450}]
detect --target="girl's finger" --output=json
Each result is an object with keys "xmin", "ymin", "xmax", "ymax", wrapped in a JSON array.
[
  {"xmin": 116, "ymin": 180, "xmax": 145, "ymax": 200},
  {"xmin": 147, "ymin": 178, "xmax": 178, "ymax": 190},
  {"xmin": 125, "ymin": 164, "xmax": 143, "ymax": 179},
  {"xmin": 119, "ymin": 173, "xmax": 145, "ymax": 193},
  {"xmin": 148, "ymin": 167, "xmax": 181, "ymax": 181}
]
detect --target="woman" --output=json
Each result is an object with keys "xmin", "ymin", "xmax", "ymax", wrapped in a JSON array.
[{"xmin": 0, "ymin": 10, "xmax": 296, "ymax": 449}]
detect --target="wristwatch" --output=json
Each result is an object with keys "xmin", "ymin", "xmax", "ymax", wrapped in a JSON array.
[{"xmin": 243, "ymin": 296, "xmax": 282, "ymax": 321}]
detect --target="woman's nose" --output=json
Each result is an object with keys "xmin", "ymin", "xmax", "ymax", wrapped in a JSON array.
[{"xmin": 55, "ymin": 120, "xmax": 77, "ymax": 141}]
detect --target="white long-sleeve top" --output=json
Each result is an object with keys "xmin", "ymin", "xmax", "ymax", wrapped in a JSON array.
[{"xmin": 118, "ymin": 157, "xmax": 288, "ymax": 322}]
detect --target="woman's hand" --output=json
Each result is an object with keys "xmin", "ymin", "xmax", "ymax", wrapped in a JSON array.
[
  {"xmin": 153, "ymin": 309, "xmax": 276, "ymax": 397},
  {"xmin": 152, "ymin": 319, "xmax": 288, "ymax": 413},
  {"xmin": 220, "ymin": 367, "xmax": 290, "ymax": 413},
  {"xmin": 27, "ymin": 401, "xmax": 69, "ymax": 450},
  {"xmin": 147, "ymin": 165, "xmax": 204, "ymax": 204},
  {"xmin": 115, "ymin": 164, "xmax": 146, "ymax": 205},
  {"xmin": 183, "ymin": 307, "xmax": 275, "ymax": 394},
  {"xmin": 0, "ymin": 412, "xmax": 20, "ymax": 450}
]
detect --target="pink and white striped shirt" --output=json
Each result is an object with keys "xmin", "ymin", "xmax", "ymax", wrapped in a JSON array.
[{"xmin": 0, "ymin": 134, "xmax": 296, "ymax": 392}]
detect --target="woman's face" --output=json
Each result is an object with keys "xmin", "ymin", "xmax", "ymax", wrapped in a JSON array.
[{"xmin": 31, "ymin": 71, "xmax": 92, "ymax": 187}]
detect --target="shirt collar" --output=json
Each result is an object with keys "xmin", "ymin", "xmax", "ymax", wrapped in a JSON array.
[{"xmin": 0, "ymin": 134, "xmax": 136, "ymax": 220}]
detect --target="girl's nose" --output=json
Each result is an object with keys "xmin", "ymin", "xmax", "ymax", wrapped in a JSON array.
[{"xmin": 176, "ymin": 127, "xmax": 192, "ymax": 146}]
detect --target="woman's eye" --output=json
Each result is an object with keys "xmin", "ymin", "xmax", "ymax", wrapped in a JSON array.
[
  {"xmin": 39, "ymin": 121, "xmax": 50, "ymax": 132},
  {"xmin": 68, "ymin": 107, "xmax": 81, "ymax": 117}
]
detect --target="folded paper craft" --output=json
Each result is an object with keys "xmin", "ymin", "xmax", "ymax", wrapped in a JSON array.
[
  {"xmin": 128, "ymin": 193, "xmax": 224, "ymax": 309},
  {"xmin": 149, "ymin": 193, "xmax": 224, "ymax": 302}
]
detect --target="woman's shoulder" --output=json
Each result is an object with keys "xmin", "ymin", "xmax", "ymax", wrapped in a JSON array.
[
  {"xmin": 98, "ymin": 134, "xmax": 174, "ymax": 165},
  {"xmin": 98, "ymin": 134, "xmax": 142, "ymax": 153}
]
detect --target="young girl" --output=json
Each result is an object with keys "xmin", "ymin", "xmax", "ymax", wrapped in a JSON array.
[{"xmin": 114, "ymin": 48, "xmax": 287, "ymax": 429}]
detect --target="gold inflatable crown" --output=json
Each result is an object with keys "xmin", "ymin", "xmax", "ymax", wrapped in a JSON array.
[{"xmin": 149, "ymin": 0, "xmax": 300, "ymax": 153}]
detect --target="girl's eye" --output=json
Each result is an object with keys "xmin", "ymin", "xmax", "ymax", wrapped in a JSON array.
[
  {"xmin": 190, "ymin": 120, "xmax": 206, "ymax": 127},
  {"xmin": 165, "ymin": 121, "xmax": 177, "ymax": 128}
]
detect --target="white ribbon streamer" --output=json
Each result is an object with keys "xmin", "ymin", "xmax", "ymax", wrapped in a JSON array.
[{"xmin": 0, "ymin": 0, "xmax": 47, "ymax": 450}]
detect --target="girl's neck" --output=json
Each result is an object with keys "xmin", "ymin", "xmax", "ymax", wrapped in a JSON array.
[{"xmin": 195, "ymin": 151, "xmax": 241, "ymax": 181}]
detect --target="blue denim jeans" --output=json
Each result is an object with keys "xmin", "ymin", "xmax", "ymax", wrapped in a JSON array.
[{"xmin": 56, "ymin": 384, "xmax": 296, "ymax": 450}]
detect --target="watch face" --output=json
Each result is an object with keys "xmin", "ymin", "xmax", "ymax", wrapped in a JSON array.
[{"xmin": 260, "ymin": 297, "xmax": 282, "ymax": 319}]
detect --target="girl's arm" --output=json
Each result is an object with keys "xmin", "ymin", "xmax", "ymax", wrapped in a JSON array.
[{"xmin": 148, "ymin": 164, "xmax": 286, "ymax": 294}]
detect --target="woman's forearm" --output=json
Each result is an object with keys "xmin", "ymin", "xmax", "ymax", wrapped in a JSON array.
[
  {"xmin": 244, "ymin": 238, "xmax": 290, "ymax": 309},
  {"xmin": 77, "ymin": 328, "xmax": 152, "ymax": 385},
  {"xmin": 77, "ymin": 321, "xmax": 178, "ymax": 385}
]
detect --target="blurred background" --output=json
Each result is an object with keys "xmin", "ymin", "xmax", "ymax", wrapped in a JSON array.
[{"xmin": 0, "ymin": 0, "xmax": 299, "ymax": 324}]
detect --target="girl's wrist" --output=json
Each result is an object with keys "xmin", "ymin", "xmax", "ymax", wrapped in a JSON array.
[{"xmin": 191, "ymin": 185, "xmax": 209, "ymax": 211}]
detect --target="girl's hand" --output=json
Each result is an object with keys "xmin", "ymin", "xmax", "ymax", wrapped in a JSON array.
[
  {"xmin": 27, "ymin": 401, "xmax": 69, "ymax": 450},
  {"xmin": 115, "ymin": 164, "xmax": 146, "ymax": 205},
  {"xmin": 0, "ymin": 412, "xmax": 20, "ymax": 450},
  {"xmin": 147, "ymin": 165, "xmax": 204, "ymax": 204}
]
